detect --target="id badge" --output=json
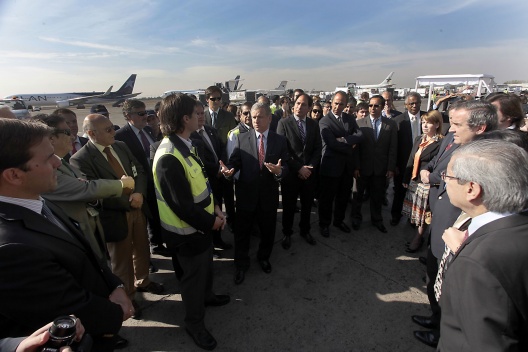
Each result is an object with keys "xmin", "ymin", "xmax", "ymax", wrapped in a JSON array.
[
  {"xmin": 131, "ymin": 164, "xmax": 138, "ymax": 177},
  {"xmin": 86, "ymin": 207, "xmax": 99, "ymax": 217}
]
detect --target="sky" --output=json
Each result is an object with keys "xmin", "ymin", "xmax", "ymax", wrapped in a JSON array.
[{"xmin": 1, "ymin": 0, "xmax": 527, "ymax": 98}]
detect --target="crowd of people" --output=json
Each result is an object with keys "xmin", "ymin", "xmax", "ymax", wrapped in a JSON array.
[{"xmin": 0, "ymin": 85, "xmax": 528, "ymax": 351}]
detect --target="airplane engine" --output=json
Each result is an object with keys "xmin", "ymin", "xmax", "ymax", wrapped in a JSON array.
[{"xmin": 56, "ymin": 100, "xmax": 73, "ymax": 108}]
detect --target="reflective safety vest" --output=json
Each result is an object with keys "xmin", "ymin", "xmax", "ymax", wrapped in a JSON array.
[{"xmin": 152, "ymin": 137, "xmax": 214, "ymax": 235}]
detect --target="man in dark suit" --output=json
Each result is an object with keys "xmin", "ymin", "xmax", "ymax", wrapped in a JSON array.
[
  {"xmin": 277, "ymin": 93, "xmax": 322, "ymax": 249},
  {"xmin": 351, "ymin": 95, "xmax": 398, "ymax": 233},
  {"xmin": 53, "ymin": 108, "xmax": 88, "ymax": 162},
  {"xmin": 318, "ymin": 91, "xmax": 363, "ymax": 237},
  {"xmin": 70, "ymin": 114, "xmax": 164, "ymax": 313},
  {"xmin": 257, "ymin": 95, "xmax": 281, "ymax": 132},
  {"xmin": 391, "ymin": 92, "xmax": 425, "ymax": 225},
  {"xmin": 438, "ymin": 140, "xmax": 528, "ymax": 351},
  {"xmin": 412, "ymin": 100, "xmax": 498, "ymax": 348},
  {"xmin": 114, "ymin": 99, "xmax": 168, "ymax": 256},
  {"xmin": 381, "ymin": 91, "xmax": 402, "ymax": 119},
  {"xmin": 204, "ymin": 85, "xmax": 237, "ymax": 146},
  {"xmin": 221, "ymin": 103, "xmax": 290, "ymax": 285},
  {"xmin": 191, "ymin": 102, "xmax": 232, "ymax": 250},
  {"xmin": 0, "ymin": 119, "xmax": 132, "ymax": 351}
]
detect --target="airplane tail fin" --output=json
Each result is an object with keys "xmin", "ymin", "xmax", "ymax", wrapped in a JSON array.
[
  {"xmin": 115, "ymin": 74, "xmax": 137, "ymax": 95},
  {"xmin": 380, "ymin": 72, "xmax": 394, "ymax": 85},
  {"xmin": 225, "ymin": 75, "xmax": 241, "ymax": 92},
  {"xmin": 275, "ymin": 80, "xmax": 288, "ymax": 90}
]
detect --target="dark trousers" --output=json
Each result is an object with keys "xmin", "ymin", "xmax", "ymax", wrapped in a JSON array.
[
  {"xmin": 318, "ymin": 173, "xmax": 353, "ymax": 227},
  {"xmin": 281, "ymin": 174, "xmax": 316, "ymax": 236},
  {"xmin": 164, "ymin": 236, "xmax": 214, "ymax": 332},
  {"xmin": 352, "ymin": 174, "xmax": 386, "ymax": 223},
  {"xmin": 426, "ymin": 245, "xmax": 441, "ymax": 320},
  {"xmin": 235, "ymin": 204, "xmax": 277, "ymax": 270},
  {"xmin": 391, "ymin": 171, "xmax": 406, "ymax": 220},
  {"xmin": 220, "ymin": 177, "xmax": 236, "ymax": 225}
]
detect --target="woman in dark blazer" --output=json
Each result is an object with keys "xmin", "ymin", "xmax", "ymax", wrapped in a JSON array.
[{"xmin": 402, "ymin": 110, "xmax": 444, "ymax": 252}]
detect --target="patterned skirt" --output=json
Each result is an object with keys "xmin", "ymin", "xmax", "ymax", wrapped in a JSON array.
[{"xmin": 401, "ymin": 180, "xmax": 430, "ymax": 226}]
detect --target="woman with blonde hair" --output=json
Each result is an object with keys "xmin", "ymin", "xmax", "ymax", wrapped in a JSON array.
[{"xmin": 402, "ymin": 110, "xmax": 444, "ymax": 252}]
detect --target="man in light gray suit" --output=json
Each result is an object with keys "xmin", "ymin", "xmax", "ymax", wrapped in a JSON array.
[{"xmin": 38, "ymin": 114, "xmax": 135, "ymax": 262}]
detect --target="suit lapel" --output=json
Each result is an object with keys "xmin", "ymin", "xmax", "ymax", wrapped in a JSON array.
[
  {"xmin": 248, "ymin": 130, "xmax": 258, "ymax": 161},
  {"xmin": 86, "ymin": 142, "xmax": 119, "ymax": 179},
  {"xmin": 112, "ymin": 143, "xmax": 133, "ymax": 176},
  {"xmin": 288, "ymin": 117, "xmax": 303, "ymax": 144}
]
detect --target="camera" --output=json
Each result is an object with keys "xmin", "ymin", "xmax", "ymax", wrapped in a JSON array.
[{"xmin": 39, "ymin": 316, "xmax": 92, "ymax": 352}]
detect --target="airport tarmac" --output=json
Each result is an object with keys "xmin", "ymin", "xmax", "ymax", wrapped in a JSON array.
[{"xmin": 33, "ymin": 99, "xmax": 433, "ymax": 351}]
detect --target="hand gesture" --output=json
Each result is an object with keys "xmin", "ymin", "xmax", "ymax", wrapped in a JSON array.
[
  {"xmin": 442, "ymin": 227, "xmax": 466, "ymax": 253},
  {"xmin": 264, "ymin": 159, "xmax": 282, "ymax": 175},
  {"xmin": 219, "ymin": 160, "xmax": 235, "ymax": 177},
  {"xmin": 420, "ymin": 170, "xmax": 430, "ymax": 184}
]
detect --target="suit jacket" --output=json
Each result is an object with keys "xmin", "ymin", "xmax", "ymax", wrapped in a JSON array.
[
  {"xmin": 276, "ymin": 116, "xmax": 322, "ymax": 176},
  {"xmin": 319, "ymin": 112, "xmax": 363, "ymax": 178},
  {"xmin": 355, "ymin": 116, "xmax": 398, "ymax": 176},
  {"xmin": 0, "ymin": 201, "xmax": 123, "ymax": 339},
  {"xmin": 70, "ymin": 140, "xmax": 149, "ymax": 242},
  {"xmin": 42, "ymin": 160, "xmax": 123, "ymax": 259},
  {"xmin": 114, "ymin": 123, "xmax": 155, "ymax": 181},
  {"xmin": 439, "ymin": 213, "xmax": 528, "ymax": 351},
  {"xmin": 0, "ymin": 337, "xmax": 24, "ymax": 351},
  {"xmin": 205, "ymin": 109, "xmax": 237, "ymax": 146},
  {"xmin": 425, "ymin": 133, "xmax": 461, "ymax": 257},
  {"xmin": 402, "ymin": 135, "xmax": 442, "ymax": 184},
  {"xmin": 64, "ymin": 136, "xmax": 88, "ymax": 162},
  {"xmin": 227, "ymin": 130, "xmax": 290, "ymax": 212},
  {"xmin": 191, "ymin": 126, "xmax": 223, "ymax": 197},
  {"xmin": 394, "ymin": 111, "xmax": 425, "ymax": 173}
]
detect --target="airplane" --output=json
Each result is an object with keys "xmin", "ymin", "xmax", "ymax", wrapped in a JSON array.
[
  {"xmin": 4, "ymin": 74, "xmax": 141, "ymax": 108},
  {"xmin": 355, "ymin": 72, "xmax": 395, "ymax": 89},
  {"xmin": 263, "ymin": 80, "xmax": 289, "ymax": 96},
  {"xmin": 162, "ymin": 75, "xmax": 242, "ymax": 98}
]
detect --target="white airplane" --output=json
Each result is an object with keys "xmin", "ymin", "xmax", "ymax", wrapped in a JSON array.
[
  {"xmin": 355, "ymin": 72, "xmax": 395, "ymax": 89},
  {"xmin": 162, "ymin": 75, "xmax": 243, "ymax": 98},
  {"xmin": 5, "ymin": 74, "xmax": 141, "ymax": 108}
]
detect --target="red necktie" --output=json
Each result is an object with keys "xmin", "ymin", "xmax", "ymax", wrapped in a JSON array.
[
  {"xmin": 258, "ymin": 134, "xmax": 265, "ymax": 169},
  {"xmin": 72, "ymin": 141, "xmax": 77, "ymax": 154}
]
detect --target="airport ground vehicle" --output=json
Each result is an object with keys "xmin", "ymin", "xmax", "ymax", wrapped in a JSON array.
[{"xmin": 0, "ymin": 99, "xmax": 31, "ymax": 119}]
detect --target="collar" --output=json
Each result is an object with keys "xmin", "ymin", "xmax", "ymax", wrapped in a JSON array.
[
  {"xmin": 127, "ymin": 122, "xmax": 145, "ymax": 136},
  {"xmin": 255, "ymin": 129, "xmax": 269, "ymax": 140},
  {"xmin": 196, "ymin": 126, "xmax": 206, "ymax": 133},
  {"xmin": 90, "ymin": 140, "xmax": 112, "ymax": 154},
  {"xmin": 332, "ymin": 112, "xmax": 341, "ymax": 120},
  {"xmin": 176, "ymin": 135, "xmax": 193, "ymax": 151},
  {"xmin": 294, "ymin": 115, "xmax": 306, "ymax": 122},
  {"xmin": 467, "ymin": 211, "xmax": 513, "ymax": 237},
  {"xmin": 0, "ymin": 195, "xmax": 43, "ymax": 214},
  {"xmin": 209, "ymin": 108, "xmax": 220, "ymax": 115},
  {"xmin": 370, "ymin": 115, "xmax": 381, "ymax": 122},
  {"xmin": 409, "ymin": 111, "xmax": 421, "ymax": 120}
]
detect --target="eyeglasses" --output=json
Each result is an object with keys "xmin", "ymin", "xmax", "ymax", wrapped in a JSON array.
[
  {"xmin": 55, "ymin": 129, "xmax": 72, "ymax": 136},
  {"xmin": 407, "ymin": 102, "xmax": 421, "ymax": 106},
  {"xmin": 95, "ymin": 126, "xmax": 114, "ymax": 133},
  {"xmin": 209, "ymin": 97, "xmax": 222, "ymax": 102},
  {"xmin": 133, "ymin": 111, "xmax": 148, "ymax": 116},
  {"xmin": 312, "ymin": 109, "xmax": 322, "ymax": 114},
  {"xmin": 368, "ymin": 104, "xmax": 381, "ymax": 108},
  {"xmin": 441, "ymin": 171, "xmax": 460, "ymax": 181},
  {"xmin": 242, "ymin": 111, "xmax": 250, "ymax": 116}
]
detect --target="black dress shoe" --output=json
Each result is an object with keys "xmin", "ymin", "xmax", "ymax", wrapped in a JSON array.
[
  {"xmin": 333, "ymin": 222, "xmax": 351, "ymax": 233},
  {"xmin": 258, "ymin": 259, "xmax": 272, "ymax": 273},
  {"xmin": 419, "ymin": 256, "xmax": 427, "ymax": 266},
  {"xmin": 412, "ymin": 315, "xmax": 439, "ymax": 329},
  {"xmin": 390, "ymin": 217, "xmax": 401, "ymax": 226},
  {"xmin": 114, "ymin": 334, "xmax": 129, "ymax": 349},
  {"xmin": 186, "ymin": 327, "xmax": 217, "ymax": 351},
  {"xmin": 320, "ymin": 226, "xmax": 330, "ymax": 238},
  {"xmin": 205, "ymin": 294, "xmax": 230, "ymax": 307},
  {"xmin": 213, "ymin": 239, "xmax": 233, "ymax": 250},
  {"xmin": 234, "ymin": 269, "xmax": 245, "ymax": 285},
  {"xmin": 281, "ymin": 235, "xmax": 291, "ymax": 250},
  {"xmin": 149, "ymin": 262, "xmax": 158, "ymax": 273},
  {"xmin": 301, "ymin": 232, "xmax": 316, "ymax": 245},
  {"xmin": 413, "ymin": 330, "xmax": 439, "ymax": 348},
  {"xmin": 136, "ymin": 281, "xmax": 164, "ymax": 295},
  {"xmin": 373, "ymin": 222, "xmax": 388, "ymax": 233}
]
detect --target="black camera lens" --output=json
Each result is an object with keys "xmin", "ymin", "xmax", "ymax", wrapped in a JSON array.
[{"xmin": 44, "ymin": 316, "xmax": 77, "ymax": 350}]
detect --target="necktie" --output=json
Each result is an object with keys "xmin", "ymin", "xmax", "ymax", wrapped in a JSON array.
[
  {"xmin": 297, "ymin": 119, "xmax": 306, "ymax": 144},
  {"xmin": 374, "ymin": 119, "xmax": 380, "ymax": 140},
  {"xmin": 212, "ymin": 112, "xmax": 217, "ymax": 128},
  {"xmin": 445, "ymin": 142, "xmax": 453, "ymax": 152},
  {"xmin": 41, "ymin": 201, "xmax": 69, "ymax": 235},
  {"xmin": 72, "ymin": 141, "xmax": 78, "ymax": 154},
  {"xmin": 434, "ymin": 213, "xmax": 472, "ymax": 301},
  {"xmin": 103, "ymin": 147, "xmax": 126, "ymax": 178},
  {"xmin": 138, "ymin": 130, "xmax": 150, "ymax": 157},
  {"xmin": 258, "ymin": 134, "xmax": 265, "ymax": 170},
  {"xmin": 199, "ymin": 129, "xmax": 218, "ymax": 163}
]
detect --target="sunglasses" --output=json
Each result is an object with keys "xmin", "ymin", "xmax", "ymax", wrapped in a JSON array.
[
  {"xmin": 209, "ymin": 97, "xmax": 222, "ymax": 102},
  {"xmin": 368, "ymin": 104, "xmax": 381, "ymax": 108},
  {"xmin": 95, "ymin": 126, "xmax": 114, "ymax": 133},
  {"xmin": 55, "ymin": 129, "xmax": 72, "ymax": 136},
  {"xmin": 133, "ymin": 111, "xmax": 148, "ymax": 116},
  {"xmin": 242, "ymin": 111, "xmax": 250, "ymax": 116},
  {"xmin": 312, "ymin": 109, "xmax": 322, "ymax": 113}
]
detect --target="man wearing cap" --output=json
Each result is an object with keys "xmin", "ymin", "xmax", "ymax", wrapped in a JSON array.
[{"xmin": 114, "ymin": 99, "xmax": 169, "ymax": 257}]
